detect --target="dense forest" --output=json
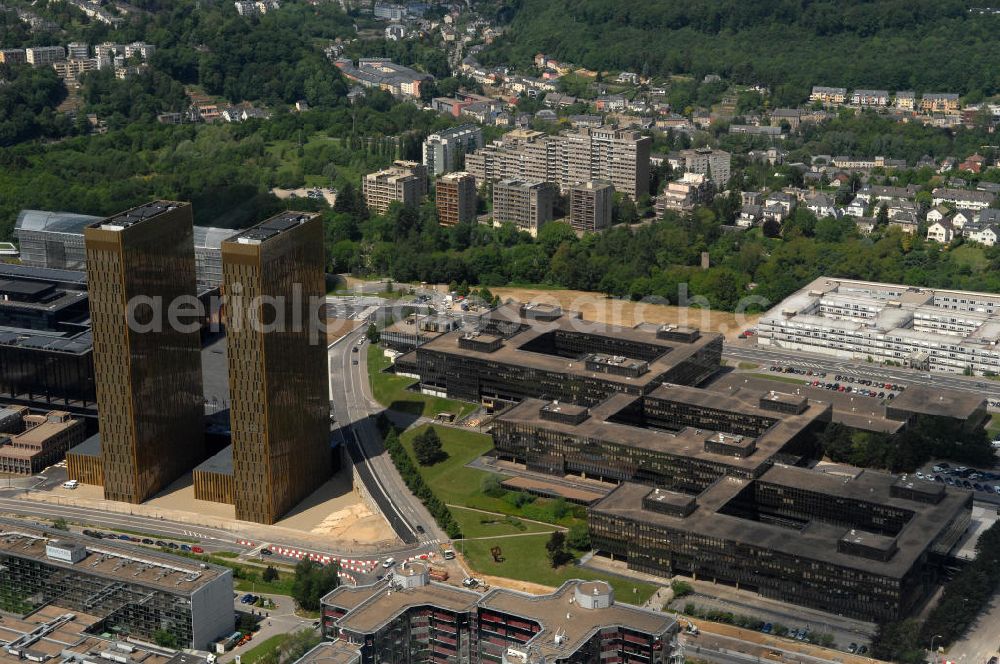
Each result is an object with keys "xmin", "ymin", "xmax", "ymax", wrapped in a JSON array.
[
  {"xmin": 0, "ymin": 97, "xmax": 452, "ymax": 232},
  {"xmin": 480, "ymin": 0, "xmax": 1000, "ymax": 103}
]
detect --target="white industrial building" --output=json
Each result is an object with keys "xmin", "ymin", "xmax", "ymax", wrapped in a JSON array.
[{"xmin": 758, "ymin": 277, "xmax": 1000, "ymax": 375}]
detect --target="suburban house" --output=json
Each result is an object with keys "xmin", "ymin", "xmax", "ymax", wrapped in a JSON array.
[{"xmin": 926, "ymin": 216, "xmax": 956, "ymax": 243}]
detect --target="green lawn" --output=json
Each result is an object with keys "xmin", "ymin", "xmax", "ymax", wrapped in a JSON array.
[
  {"xmin": 460, "ymin": 534, "xmax": 657, "ymax": 604},
  {"xmin": 367, "ymin": 345, "xmax": 477, "ymax": 419},
  {"xmin": 397, "ymin": 424, "xmax": 585, "ymax": 528},
  {"xmin": 450, "ymin": 506, "xmax": 557, "ymax": 539},
  {"xmin": 240, "ymin": 634, "xmax": 290, "ymax": 664}
]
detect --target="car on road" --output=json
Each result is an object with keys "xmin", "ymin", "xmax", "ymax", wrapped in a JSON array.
[
  {"xmin": 62, "ymin": 480, "xmax": 79, "ymax": 489},
  {"xmin": 192, "ymin": 546, "xmax": 204, "ymax": 553},
  {"xmin": 382, "ymin": 557, "xmax": 395, "ymax": 568},
  {"xmin": 848, "ymin": 643, "xmax": 858, "ymax": 654},
  {"xmin": 857, "ymin": 645, "xmax": 868, "ymax": 655},
  {"xmin": 415, "ymin": 525, "xmax": 425, "ymax": 534},
  {"xmin": 180, "ymin": 544, "xmax": 191, "ymax": 552},
  {"xmin": 352, "ymin": 360, "xmax": 358, "ymax": 365},
  {"xmin": 261, "ymin": 548, "xmax": 273, "ymax": 556},
  {"xmin": 142, "ymin": 538, "xmax": 153, "ymax": 545},
  {"xmin": 168, "ymin": 542, "xmax": 179, "ymax": 549},
  {"xmin": 761, "ymin": 623, "xmax": 772, "ymax": 634},
  {"xmin": 155, "ymin": 540, "xmax": 167, "ymax": 547},
  {"xmin": 352, "ymin": 347, "xmax": 358, "ymax": 353}
]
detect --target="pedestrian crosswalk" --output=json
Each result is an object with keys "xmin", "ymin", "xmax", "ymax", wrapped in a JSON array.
[
  {"xmin": 420, "ymin": 538, "xmax": 440, "ymax": 547},
  {"xmin": 182, "ymin": 529, "xmax": 208, "ymax": 539}
]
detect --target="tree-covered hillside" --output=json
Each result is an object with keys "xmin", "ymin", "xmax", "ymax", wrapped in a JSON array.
[{"xmin": 480, "ymin": 0, "xmax": 1000, "ymax": 103}]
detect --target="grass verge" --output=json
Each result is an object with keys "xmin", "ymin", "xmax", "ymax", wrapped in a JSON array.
[
  {"xmin": 449, "ymin": 506, "xmax": 557, "ymax": 539},
  {"xmin": 240, "ymin": 634, "xmax": 290, "ymax": 664},
  {"xmin": 460, "ymin": 534, "xmax": 656, "ymax": 604},
  {"xmin": 368, "ymin": 345, "xmax": 477, "ymax": 419},
  {"xmin": 742, "ymin": 372, "xmax": 807, "ymax": 385}
]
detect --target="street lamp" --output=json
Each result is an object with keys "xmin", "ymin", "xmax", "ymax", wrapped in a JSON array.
[{"xmin": 930, "ymin": 634, "xmax": 943, "ymax": 664}]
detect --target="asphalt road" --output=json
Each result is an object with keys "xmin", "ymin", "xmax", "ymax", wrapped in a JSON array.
[{"xmin": 327, "ymin": 323, "xmax": 442, "ymax": 547}]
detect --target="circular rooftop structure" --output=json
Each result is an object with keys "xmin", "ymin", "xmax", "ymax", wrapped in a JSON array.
[
  {"xmin": 392, "ymin": 560, "xmax": 429, "ymax": 588},
  {"xmin": 574, "ymin": 580, "xmax": 614, "ymax": 609}
]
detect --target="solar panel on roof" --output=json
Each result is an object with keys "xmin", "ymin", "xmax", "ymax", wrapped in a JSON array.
[{"xmin": 260, "ymin": 216, "xmax": 302, "ymax": 232}]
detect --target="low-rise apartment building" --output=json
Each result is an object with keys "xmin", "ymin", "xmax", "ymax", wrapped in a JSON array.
[
  {"xmin": 809, "ymin": 86, "xmax": 847, "ymax": 105},
  {"xmin": 362, "ymin": 161, "xmax": 428, "ymax": 214},
  {"xmin": 931, "ymin": 187, "xmax": 995, "ymax": 211},
  {"xmin": 0, "ymin": 48, "xmax": 27, "ymax": 64},
  {"xmin": 655, "ymin": 173, "xmax": 714, "ymax": 214},
  {"xmin": 851, "ymin": 89, "xmax": 890, "ymax": 106},
  {"xmin": 921, "ymin": 93, "xmax": 960, "ymax": 114},
  {"xmin": 25, "ymin": 46, "xmax": 66, "ymax": 66}
]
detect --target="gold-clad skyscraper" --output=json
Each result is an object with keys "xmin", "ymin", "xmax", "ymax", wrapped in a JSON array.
[
  {"xmin": 83, "ymin": 201, "xmax": 205, "ymax": 503},
  {"xmin": 222, "ymin": 212, "xmax": 330, "ymax": 524}
]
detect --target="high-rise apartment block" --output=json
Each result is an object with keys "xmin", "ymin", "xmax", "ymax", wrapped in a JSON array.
[
  {"xmin": 25, "ymin": 46, "xmax": 66, "ymax": 66},
  {"xmin": 422, "ymin": 124, "xmax": 482, "ymax": 176},
  {"xmin": 569, "ymin": 180, "xmax": 614, "ymax": 232},
  {"xmin": 362, "ymin": 160, "xmax": 427, "ymax": 214},
  {"xmin": 680, "ymin": 147, "xmax": 731, "ymax": 187},
  {"xmin": 492, "ymin": 179, "xmax": 556, "ymax": 236},
  {"xmin": 466, "ymin": 126, "xmax": 651, "ymax": 200},
  {"xmin": 82, "ymin": 201, "xmax": 205, "ymax": 504},
  {"xmin": 435, "ymin": 172, "xmax": 477, "ymax": 226},
  {"xmin": 221, "ymin": 212, "xmax": 330, "ymax": 524}
]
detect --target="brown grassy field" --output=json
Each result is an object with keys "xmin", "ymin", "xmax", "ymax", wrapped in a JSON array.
[{"xmin": 491, "ymin": 287, "xmax": 759, "ymax": 341}]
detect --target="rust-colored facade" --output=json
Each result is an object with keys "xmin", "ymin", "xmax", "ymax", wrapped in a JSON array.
[
  {"xmin": 435, "ymin": 172, "xmax": 477, "ymax": 226},
  {"xmin": 83, "ymin": 201, "xmax": 205, "ymax": 503},
  {"xmin": 222, "ymin": 212, "xmax": 331, "ymax": 524}
]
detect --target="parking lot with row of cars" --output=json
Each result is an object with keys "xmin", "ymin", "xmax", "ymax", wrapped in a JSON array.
[
  {"xmin": 767, "ymin": 367, "xmax": 906, "ymax": 400},
  {"xmin": 81, "ymin": 529, "xmax": 207, "ymax": 552},
  {"xmin": 918, "ymin": 462, "xmax": 1000, "ymax": 496}
]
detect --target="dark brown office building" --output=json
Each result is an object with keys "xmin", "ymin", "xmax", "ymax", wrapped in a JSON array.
[
  {"xmin": 83, "ymin": 201, "xmax": 205, "ymax": 504},
  {"xmin": 590, "ymin": 467, "xmax": 971, "ymax": 622},
  {"xmin": 222, "ymin": 212, "xmax": 330, "ymax": 524}
]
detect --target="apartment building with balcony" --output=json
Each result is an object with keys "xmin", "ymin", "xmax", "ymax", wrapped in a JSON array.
[
  {"xmin": 362, "ymin": 161, "xmax": 428, "ymax": 214},
  {"xmin": 491, "ymin": 179, "xmax": 556, "ymax": 236}
]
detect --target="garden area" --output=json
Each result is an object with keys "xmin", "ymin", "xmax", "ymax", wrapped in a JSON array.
[
  {"xmin": 367, "ymin": 345, "xmax": 477, "ymax": 419},
  {"xmin": 388, "ymin": 422, "xmax": 657, "ymax": 602}
]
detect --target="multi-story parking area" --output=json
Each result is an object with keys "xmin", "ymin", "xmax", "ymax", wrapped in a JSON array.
[{"xmin": 758, "ymin": 276, "xmax": 1000, "ymax": 375}]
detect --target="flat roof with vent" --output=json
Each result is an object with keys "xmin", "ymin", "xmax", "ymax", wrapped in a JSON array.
[
  {"xmin": 0, "ymin": 518, "xmax": 226, "ymax": 595},
  {"xmin": 228, "ymin": 212, "xmax": 316, "ymax": 244},
  {"xmin": 92, "ymin": 201, "xmax": 185, "ymax": 231}
]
